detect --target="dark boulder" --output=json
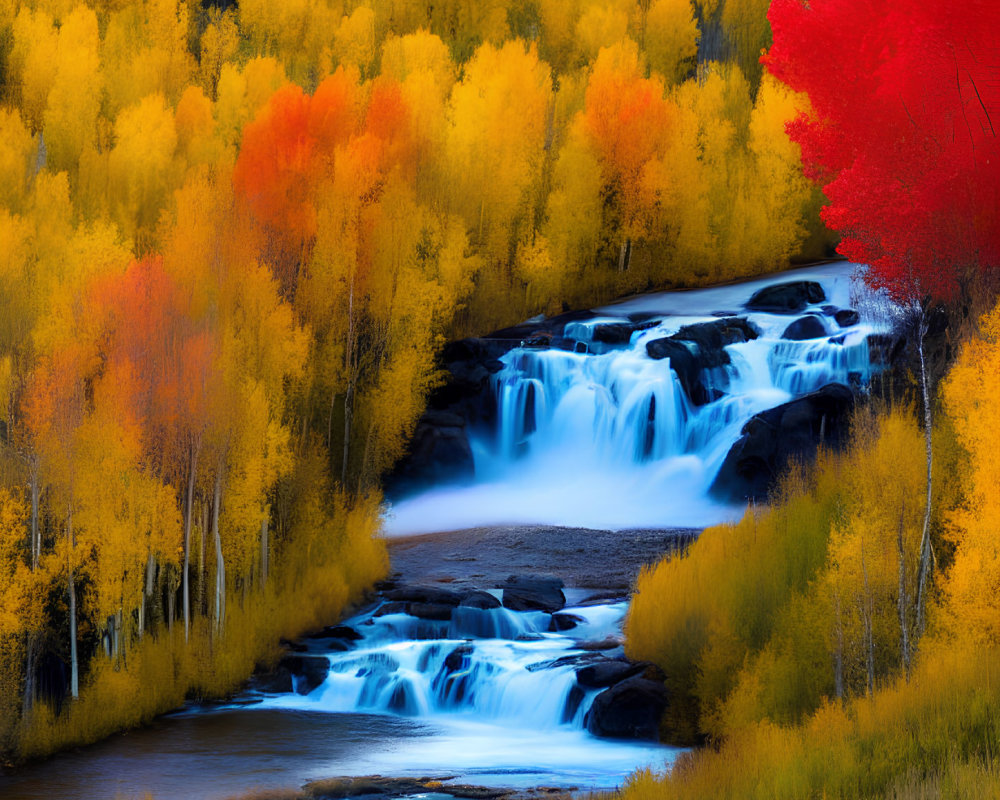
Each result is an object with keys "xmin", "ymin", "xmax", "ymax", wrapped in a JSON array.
[
  {"xmin": 586, "ymin": 677, "xmax": 670, "ymax": 740},
  {"xmin": 374, "ymin": 601, "xmax": 410, "ymax": 617},
  {"xmin": 577, "ymin": 636, "xmax": 624, "ymax": 652},
  {"xmin": 280, "ymin": 654, "xmax": 329, "ymax": 695},
  {"xmin": 385, "ymin": 585, "xmax": 463, "ymax": 606},
  {"xmin": 390, "ymin": 411, "xmax": 474, "ymax": 491},
  {"xmin": 745, "ymin": 281, "xmax": 826, "ymax": 313},
  {"xmin": 408, "ymin": 602, "xmax": 455, "ymax": 621},
  {"xmin": 711, "ymin": 383, "xmax": 856, "ymax": 502},
  {"xmin": 646, "ymin": 317, "xmax": 757, "ymax": 405},
  {"xmin": 548, "ymin": 612, "xmax": 586, "ymax": 632},
  {"xmin": 782, "ymin": 314, "xmax": 828, "ymax": 340},
  {"xmin": 562, "ymin": 684, "xmax": 586, "ymax": 724},
  {"xmin": 459, "ymin": 590, "xmax": 501, "ymax": 609},
  {"xmin": 304, "ymin": 624, "xmax": 363, "ymax": 642},
  {"xmin": 527, "ymin": 652, "xmax": 607, "ymax": 672},
  {"xmin": 646, "ymin": 336, "xmax": 694, "ymax": 363},
  {"xmin": 502, "ymin": 574, "xmax": 566, "ymax": 613},
  {"xmin": 251, "ymin": 665, "xmax": 293, "ymax": 693},
  {"xmin": 646, "ymin": 339, "xmax": 709, "ymax": 405},
  {"xmin": 834, "ymin": 308, "xmax": 861, "ymax": 327},
  {"xmin": 672, "ymin": 317, "xmax": 759, "ymax": 361},
  {"xmin": 592, "ymin": 320, "xmax": 659, "ymax": 345},
  {"xmin": 327, "ymin": 625, "xmax": 363, "ymax": 641},
  {"xmin": 444, "ymin": 644, "xmax": 473, "ymax": 673},
  {"xmin": 576, "ymin": 659, "xmax": 647, "ymax": 689}
]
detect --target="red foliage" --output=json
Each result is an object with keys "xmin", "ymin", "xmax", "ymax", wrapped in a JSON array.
[
  {"xmin": 766, "ymin": 0, "xmax": 1000, "ymax": 302},
  {"xmin": 233, "ymin": 70, "xmax": 413, "ymax": 292},
  {"xmin": 233, "ymin": 84, "xmax": 317, "ymax": 252},
  {"xmin": 91, "ymin": 256, "xmax": 216, "ymax": 477}
]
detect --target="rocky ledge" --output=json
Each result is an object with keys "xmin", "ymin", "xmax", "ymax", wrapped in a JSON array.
[{"xmin": 229, "ymin": 775, "xmax": 579, "ymax": 800}]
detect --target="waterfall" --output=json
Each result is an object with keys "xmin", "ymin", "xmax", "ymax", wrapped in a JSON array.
[
  {"xmin": 247, "ymin": 597, "xmax": 675, "ymax": 788},
  {"xmin": 387, "ymin": 263, "xmax": 895, "ymax": 535},
  {"xmin": 257, "ymin": 598, "xmax": 624, "ymax": 729}
]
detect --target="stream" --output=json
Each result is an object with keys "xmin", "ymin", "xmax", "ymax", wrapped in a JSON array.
[{"xmin": 0, "ymin": 262, "xmax": 896, "ymax": 800}]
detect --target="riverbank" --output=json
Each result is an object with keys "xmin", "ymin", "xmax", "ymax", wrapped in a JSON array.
[{"xmin": 386, "ymin": 525, "xmax": 698, "ymax": 592}]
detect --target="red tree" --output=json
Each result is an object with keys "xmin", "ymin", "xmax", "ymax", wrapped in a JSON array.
[
  {"xmin": 766, "ymin": 0, "xmax": 1000, "ymax": 652},
  {"xmin": 766, "ymin": 0, "xmax": 1000, "ymax": 302}
]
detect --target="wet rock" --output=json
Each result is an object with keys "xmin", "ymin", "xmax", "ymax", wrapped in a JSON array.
[
  {"xmin": 280, "ymin": 637, "xmax": 308, "ymax": 653},
  {"xmin": 745, "ymin": 280, "xmax": 826, "ymax": 313},
  {"xmin": 548, "ymin": 613, "xmax": 586, "ymax": 632},
  {"xmin": 711, "ymin": 383, "xmax": 856, "ymax": 502},
  {"xmin": 444, "ymin": 644, "xmax": 473, "ymax": 673},
  {"xmin": 646, "ymin": 318, "xmax": 757, "ymax": 405},
  {"xmin": 281, "ymin": 654, "xmax": 330, "ymax": 695},
  {"xmin": 645, "ymin": 338, "xmax": 715, "ymax": 406},
  {"xmin": 576, "ymin": 636, "xmax": 624, "ymax": 652},
  {"xmin": 671, "ymin": 317, "xmax": 759, "ymax": 359},
  {"xmin": 408, "ymin": 602, "xmax": 455, "ymax": 621},
  {"xmin": 388, "ymin": 681, "xmax": 419, "ymax": 714},
  {"xmin": 585, "ymin": 677, "xmax": 670, "ymax": 740},
  {"xmin": 459, "ymin": 590, "xmax": 502, "ymax": 610},
  {"xmin": 577, "ymin": 591, "xmax": 629, "ymax": 606},
  {"xmin": 391, "ymin": 412, "xmax": 474, "ymax": 492},
  {"xmin": 250, "ymin": 665, "xmax": 293, "ymax": 694},
  {"xmin": 374, "ymin": 601, "xmax": 410, "ymax": 617},
  {"xmin": 328, "ymin": 625, "xmax": 363, "ymax": 641},
  {"xmin": 527, "ymin": 652, "xmax": 606, "ymax": 672},
  {"xmin": 502, "ymin": 574, "xmax": 566, "ymax": 613},
  {"xmin": 834, "ymin": 308, "xmax": 860, "ymax": 327},
  {"xmin": 592, "ymin": 320, "xmax": 659, "ymax": 345},
  {"xmin": 575, "ymin": 660, "xmax": 647, "ymax": 689},
  {"xmin": 304, "ymin": 624, "xmax": 363, "ymax": 641},
  {"xmin": 385, "ymin": 585, "xmax": 463, "ymax": 606},
  {"xmin": 561, "ymin": 684, "xmax": 585, "ymax": 724},
  {"xmin": 782, "ymin": 314, "xmax": 828, "ymax": 340}
]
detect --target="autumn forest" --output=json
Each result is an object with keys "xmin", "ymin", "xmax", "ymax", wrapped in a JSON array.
[{"xmin": 0, "ymin": 0, "xmax": 998, "ymax": 797}]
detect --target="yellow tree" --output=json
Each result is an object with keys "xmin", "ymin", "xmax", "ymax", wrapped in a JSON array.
[
  {"xmin": 644, "ymin": 0, "xmax": 698, "ymax": 85},
  {"xmin": 942, "ymin": 305, "xmax": 1000, "ymax": 645},
  {"xmin": 582, "ymin": 40, "xmax": 669, "ymax": 272},
  {"xmin": 9, "ymin": 7, "xmax": 59, "ymax": 132},
  {"xmin": 444, "ymin": 40, "xmax": 552, "ymax": 265},
  {"xmin": 43, "ymin": 5, "xmax": 101, "ymax": 176},
  {"xmin": 0, "ymin": 109, "xmax": 37, "ymax": 212},
  {"xmin": 107, "ymin": 93, "xmax": 180, "ymax": 250},
  {"xmin": 101, "ymin": 0, "xmax": 195, "ymax": 118},
  {"xmin": 544, "ymin": 117, "xmax": 603, "ymax": 286}
]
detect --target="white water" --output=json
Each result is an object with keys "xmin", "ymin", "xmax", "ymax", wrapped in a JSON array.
[
  {"xmin": 387, "ymin": 263, "xmax": 894, "ymax": 535},
  {"xmin": 248, "ymin": 597, "xmax": 678, "ymax": 790}
]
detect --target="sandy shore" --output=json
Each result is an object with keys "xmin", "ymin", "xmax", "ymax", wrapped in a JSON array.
[{"xmin": 386, "ymin": 525, "xmax": 699, "ymax": 593}]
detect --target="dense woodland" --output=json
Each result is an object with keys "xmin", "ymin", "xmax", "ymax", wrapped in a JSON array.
[
  {"xmin": 625, "ymin": 0, "xmax": 1000, "ymax": 796},
  {"xmin": 0, "ymin": 0, "xmax": 831, "ymax": 762}
]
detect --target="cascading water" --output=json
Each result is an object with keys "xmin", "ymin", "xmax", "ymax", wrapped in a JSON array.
[
  {"xmin": 387, "ymin": 262, "xmax": 895, "ymax": 535},
  {"xmin": 250, "ymin": 595, "xmax": 676, "ymax": 788}
]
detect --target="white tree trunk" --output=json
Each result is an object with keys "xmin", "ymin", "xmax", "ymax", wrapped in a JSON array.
[
  {"xmin": 914, "ymin": 314, "xmax": 934, "ymax": 639},
  {"xmin": 183, "ymin": 444, "xmax": 199, "ymax": 642},
  {"xmin": 213, "ymin": 469, "xmax": 225, "ymax": 633},
  {"xmin": 260, "ymin": 516, "xmax": 268, "ymax": 585}
]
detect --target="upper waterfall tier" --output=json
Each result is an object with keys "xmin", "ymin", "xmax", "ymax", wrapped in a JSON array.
[{"xmin": 387, "ymin": 263, "xmax": 898, "ymax": 535}]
